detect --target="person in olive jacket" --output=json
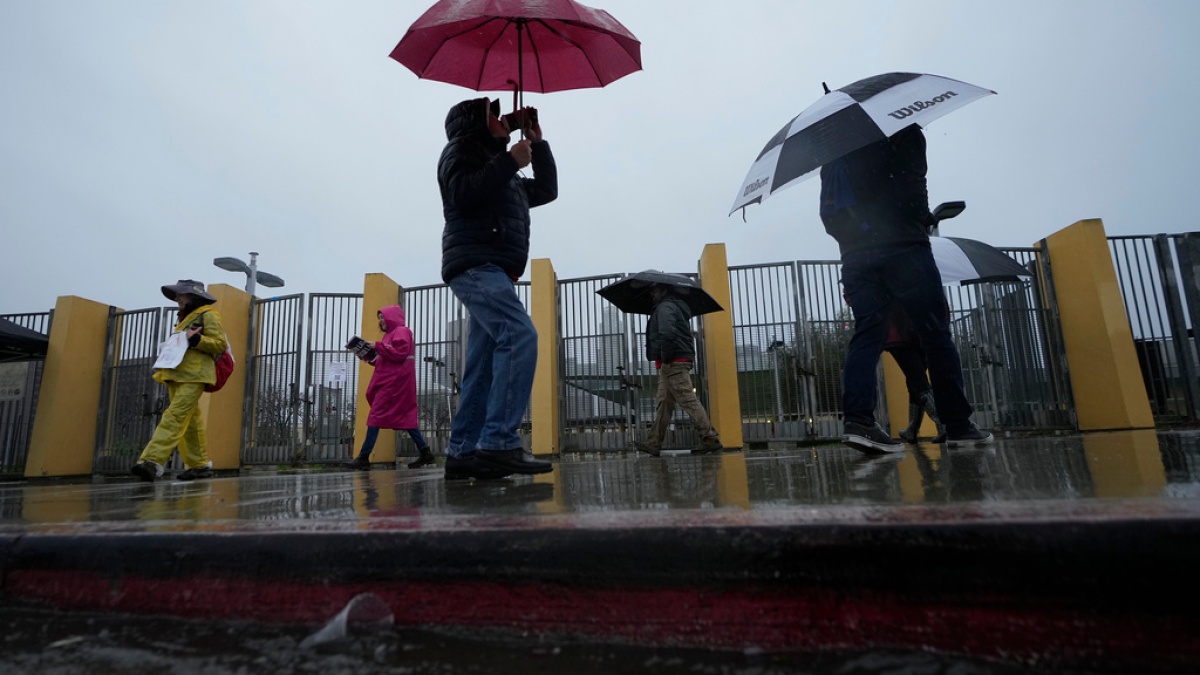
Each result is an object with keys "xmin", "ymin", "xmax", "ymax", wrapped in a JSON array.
[
  {"xmin": 634, "ymin": 285, "xmax": 724, "ymax": 457},
  {"xmin": 437, "ymin": 97, "xmax": 557, "ymax": 480},
  {"xmin": 132, "ymin": 280, "xmax": 228, "ymax": 482}
]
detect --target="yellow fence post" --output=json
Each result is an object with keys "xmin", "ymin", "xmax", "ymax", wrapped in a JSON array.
[
  {"xmin": 531, "ymin": 258, "xmax": 560, "ymax": 456},
  {"xmin": 199, "ymin": 283, "xmax": 250, "ymax": 471},
  {"xmin": 25, "ymin": 296, "xmax": 111, "ymax": 477},
  {"xmin": 354, "ymin": 274, "xmax": 401, "ymax": 463},
  {"xmin": 698, "ymin": 244, "xmax": 744, "ymax": 450},
  {"xmin": 1043, "ymin": 219, "xmax": 1154, "ymax": 430}
]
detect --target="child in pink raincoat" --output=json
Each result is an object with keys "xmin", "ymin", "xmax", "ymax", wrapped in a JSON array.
[{"xmin": 342, "ymin": 305, "xmax": 435, "ymax": 470}]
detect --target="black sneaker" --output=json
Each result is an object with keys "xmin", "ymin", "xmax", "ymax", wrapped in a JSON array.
[
  {"xmin": 475, "ymin": 448, "xmax": 553, "ymax": 475},
  {"xmin": 130, "ymin": 461, "xmax": 160, "ymax": 482},
  {"xmin": 407, "ymin": 449, "xmax": 436, "ymax": 469},
  {"xmin": 946, "ymin": 423, "xmax": 995, "ymax": 447},
  {"xmin": 842, "ymin": 422, "xmax": 905, "ymax": 454},
  {"xmin": 176, "ymin": 466, "xmax": 213, "ymax": 481},
  {"xmin": 341, "ymin": 457, "xmax": 371, "ymax": 471},
  {"xmin": 444, "ymin": 453, "xmax": 513, "ymax": 481}
]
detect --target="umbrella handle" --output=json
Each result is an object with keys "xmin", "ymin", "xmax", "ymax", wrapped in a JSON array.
[{"xmin": 504, "ymin": 80, "xmax": 526, "ymax": 141}]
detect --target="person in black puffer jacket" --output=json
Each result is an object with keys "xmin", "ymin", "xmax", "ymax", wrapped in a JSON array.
[{"xmin": 437, "ymin": 97, "xmax": 557, "ymax": 480}]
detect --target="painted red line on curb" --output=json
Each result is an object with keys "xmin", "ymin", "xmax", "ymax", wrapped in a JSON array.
[{"xmin": 8, "ymin": 569, "xmax": 1199, "ymax": 671}]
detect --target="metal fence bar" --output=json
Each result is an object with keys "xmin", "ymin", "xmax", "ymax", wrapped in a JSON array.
[
  {"xmin": 93, "ymin": 307, "xmax": 169, "ymax": 474},
  {"xmin": 1109, "ymin": 235, "xmax": 1198, "ymax": 422},
  {"xmin": 304, "ymin": 293, "xmax": 363, "ymax": 464},
  {"xmin": 243, "ymin": 294, "xmax": 304, "ymax": 465},
  {"xmin": 558, "ymin": 274, "xmax": 630, "ymax": 452},
  {"xmin": 0, "ymin": 312, "xmax": 52, "ymax": 475},
  {"xmin": 404, "ymin": 284, "xmax": 464, "ymax": 456}
]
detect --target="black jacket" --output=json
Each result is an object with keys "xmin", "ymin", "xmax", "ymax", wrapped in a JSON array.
[
  {"xmin": 645, "ymin": 295, "xmax": 696, "ymax": 363},
  {"xmin": 438, "ymin": 98, "xmax": 558, "ymax": 283},
  {"xmin": 818, "ymin": 124, "xmax": 935, "ymax": 256}
]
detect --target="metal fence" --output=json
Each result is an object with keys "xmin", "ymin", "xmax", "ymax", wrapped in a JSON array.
[
  {"xmin": 0, "ymin": 312, "xmax": 52, "ymax": 475},
  {"xmin": 243, "ymin": 294, "xmax": 305, "ymax": 465},
  {"xmin": 303, "ymin": 294, "xmax": 366, "ymax": 463},
  {"xmin": 400, "ymin": 281, "xmax": 533, "ymax": 458},
  {"xmin": 1110, "ymin": 233, "xmax": 1200, "ymax": 423},
  {"xmin": 730, "ymin": 247, "xmax": 1073, "ymax": 443},
  {"xmin": 94, "ymin": 307, "xmax": 178, "ymax": 474},
  {"xmin": 22, "ymin": 232, "xmax": 1200, "ymax": 475}
]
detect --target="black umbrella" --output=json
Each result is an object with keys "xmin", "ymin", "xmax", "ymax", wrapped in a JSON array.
[
  {"xmin": 731, "ymin": 72, "xmax": 995, "ymax": 214},
  {"xmin": 597, "ymin": 271, "xmax": 724, "ymax": 316},
  {"xmin": 932, "ymin": 237, "xmax": 1032, "ymax": 285},
  {"xmin": 0, "ymin": 317, "xmax": 49, "ymax": 363}
]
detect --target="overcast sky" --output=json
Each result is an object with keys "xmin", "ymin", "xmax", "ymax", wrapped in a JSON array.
[{"xmin": 2, "ymin": 1, "xmax": 1198, "ymax": 314}]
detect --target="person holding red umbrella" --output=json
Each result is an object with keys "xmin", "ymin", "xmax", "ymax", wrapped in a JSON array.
[{"xmin": 437, "ymin": 97, "xmax": 557, "ymax": 480}]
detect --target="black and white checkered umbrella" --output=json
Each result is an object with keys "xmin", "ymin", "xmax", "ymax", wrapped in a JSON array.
[
  {"xmin": 730, "ymin": 72, "xmax": 995, "ymax": 215},
  {"xmin": 933, "ymin": 237, "xmax": 1032, "ymax": 286}
]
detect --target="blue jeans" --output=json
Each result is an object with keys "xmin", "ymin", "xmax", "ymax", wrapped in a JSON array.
[
  {"xmin": 445, "ymin": 264, "xmax": 538, "ymax": 457},
  {"xmin": 356, "ymin": 426, "xmax": 429, "ymax": 460},
  {"xmin": 841, "ymin": 243, "xmax": 974, "ymax": 433}
]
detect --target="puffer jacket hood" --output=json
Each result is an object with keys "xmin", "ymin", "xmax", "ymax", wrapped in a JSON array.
[
  {"xmin": 444, "ymin": 98, "xmax": 498, "ymax": 144},
  {"xmin": 379, "ymin": 305, "xmax": 406, "ymax": 332}
]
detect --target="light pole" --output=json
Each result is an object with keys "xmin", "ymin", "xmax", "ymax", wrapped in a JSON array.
[
  {"xmin": 212, "ymin": 252, "xmax": 285, "ymax": 298},
  {"xmin": 212, "ymin": 253, "xmax": 285, "ymax": 450}
]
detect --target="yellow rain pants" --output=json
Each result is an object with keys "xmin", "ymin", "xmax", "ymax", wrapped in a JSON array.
[{"xmin": 138, "ymin": 381, "xmax": 210, "ymax": 469}]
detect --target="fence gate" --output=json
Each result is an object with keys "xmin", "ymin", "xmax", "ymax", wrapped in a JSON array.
[
  {"xmin": 732, "ymin": 251, "xmax": 1073, "ymax": 443},
  {"xmin": 404, "ymin": 284, "xmax": 465, "ymax": 457},
  {"xmin": 557, "ymin": 274, "xmax": 707, "ymax": 453},
  {"xmin": 242, "ymin": 294, "xmax": 304, "ymax": 465},
  {"xmin": 301, "ymin": 293, "xmax": 365, "ymax": 463},
  {"xmin": 0, "ymin": 312, "xmax": 52, "ymax": 476},
  {"xmin": 731, "ymin": 261, "xmax": 850, "ymax": 443},
  {"xmin": 93, "ymin": 307, "xmax": 179, "ymax": 474},
  {"xmin": 1110, "ymin": 234, "xmax": 1200, "ymax": 424},
  {"xmin": 401, "ymin": 281, "xmax": 533, "ymax": 455},
  {"xmin": 944, "ymin": 247, "xmax": 1073, "ymax": 431}
]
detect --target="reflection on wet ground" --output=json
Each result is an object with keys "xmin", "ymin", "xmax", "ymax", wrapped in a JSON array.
[{"xmin": 1, "ymin": 429, "xmax": 1197, "ymax": 530}]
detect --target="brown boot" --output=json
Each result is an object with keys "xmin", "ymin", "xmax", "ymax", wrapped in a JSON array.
[
  {"xmin": 633, "ymin": 441, "xmax": 661, "ymax": 457},
  {"xmin": 693, "ymin": 435, "xmax": 724, "ymax": 454}
]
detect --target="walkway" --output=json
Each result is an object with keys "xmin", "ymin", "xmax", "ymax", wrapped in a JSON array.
[{"xmin": 2, "ymin": 430, "xmax": 1198, "ymax": 673}]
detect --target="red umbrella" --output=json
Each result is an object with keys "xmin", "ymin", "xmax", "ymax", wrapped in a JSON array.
[{"xmin": 390, "ymin": 0, "xmax": 642, "ymax": 105}]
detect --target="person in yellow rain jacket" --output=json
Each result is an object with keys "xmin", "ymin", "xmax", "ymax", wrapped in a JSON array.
[{"xmin": 131, "ymin": 279, "xmax": 228, "ymax": 482}]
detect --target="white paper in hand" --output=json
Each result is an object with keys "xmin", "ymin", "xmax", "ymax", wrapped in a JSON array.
[{"xmin": 153, "ymin": 332, "xmax": 189, "ymax": 369}]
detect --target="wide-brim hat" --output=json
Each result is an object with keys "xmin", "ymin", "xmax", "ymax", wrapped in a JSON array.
[{"xmin": 161, "ymin": 279, "xmax": 216, "ymax": 303}]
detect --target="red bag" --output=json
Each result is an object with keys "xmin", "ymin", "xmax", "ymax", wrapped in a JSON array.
[{"xmin": 206, "ymin": 347, "xmax": 235, "ymax": 393}]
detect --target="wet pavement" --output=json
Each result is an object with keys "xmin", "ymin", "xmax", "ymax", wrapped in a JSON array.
[
  {"xmin": 1, "ymin": 429, "xmax": 1197, "ymax": 531},
  {"xmin": 2, "ymin": 430, "xmax": 1199, "ymax": 673}
]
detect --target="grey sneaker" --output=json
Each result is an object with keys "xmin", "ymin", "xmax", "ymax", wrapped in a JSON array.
[
  {"xmin": 946, "ymin": 423, "xmax": 995, "ymax": 447},
  {"xmin": 842, "ymin": 422, "xmax": 905, "ymax": 454}
]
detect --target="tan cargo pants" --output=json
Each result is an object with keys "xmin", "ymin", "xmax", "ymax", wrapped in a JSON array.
[{"xmin": 645, "ymin": 362, "xmax": 718, "ymax": 449}]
